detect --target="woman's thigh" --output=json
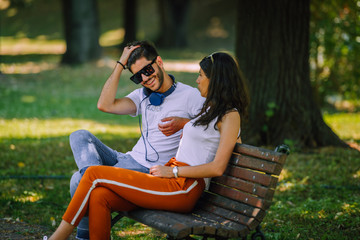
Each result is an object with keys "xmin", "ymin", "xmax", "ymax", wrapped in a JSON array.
[{"xmin": 87, "ymin": 166, "xmax": 205, "ymax": 213}]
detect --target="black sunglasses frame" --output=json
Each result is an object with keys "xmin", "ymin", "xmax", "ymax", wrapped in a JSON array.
[{"xmin": 130, "ymin": 57, "xmax": 158, "ymax": 84}]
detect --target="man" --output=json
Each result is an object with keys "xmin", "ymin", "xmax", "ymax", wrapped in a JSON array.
[{"xmin": 69, "ymin": 40, "xmax": 204, "ymax": 239}]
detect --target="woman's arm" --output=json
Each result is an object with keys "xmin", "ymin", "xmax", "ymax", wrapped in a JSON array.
[{"xmin": 150, "ymin": 111, "xmax": 240, "ymax": 178}]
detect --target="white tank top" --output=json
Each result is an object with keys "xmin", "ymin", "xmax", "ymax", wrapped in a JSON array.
[{"xmin": 175, "ymin": 116, "xmax": 220, "ymax": 189}]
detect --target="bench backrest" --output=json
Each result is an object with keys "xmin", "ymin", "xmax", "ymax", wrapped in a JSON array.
[{"xmin": 196, "ymin": 143, "xmax": 287, "ymax": 231}]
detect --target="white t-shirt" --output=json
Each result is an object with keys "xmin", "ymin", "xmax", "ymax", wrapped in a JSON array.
[
  {"xmin": 126, "ymin": 82, "xmax": 205, "ymax": 168},
  {"xmin": 175, "ymin": 116, "xmax": 220, "ymax": 190}
]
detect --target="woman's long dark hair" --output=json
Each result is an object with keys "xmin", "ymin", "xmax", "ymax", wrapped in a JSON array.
[{"xmin": 194, "ymin": 52, "xmax": 250, "ymax": 130}]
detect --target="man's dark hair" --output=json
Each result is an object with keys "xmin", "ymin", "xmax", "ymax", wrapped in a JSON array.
[{"xmin": 126, "ymin": 41, "xmax": 159, "ymax": 72}]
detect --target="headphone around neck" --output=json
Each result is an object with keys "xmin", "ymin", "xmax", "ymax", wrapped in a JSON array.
[
  {"xmin": 139, "ymin": 74, "xmax": 176, "ymax": 162},
  {"xmin": 143, "ymin": 74, "xmax": 176, "ymax": 106}
]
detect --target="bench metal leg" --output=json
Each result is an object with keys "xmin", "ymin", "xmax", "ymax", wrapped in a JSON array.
[
  {"xmin": 111, "ymin": 212, "xmax": 124, "ymax": 227},
  {"xmin": 166, "ymin": 235, "xmax": 230, "ymax": 240},
  {"xmin": 166, "ymin": 236, "xmax": 198, "ymax": 240},
  {"xmin": 251, "ymin": 225, "xmax": 265, "ymax": 240}
]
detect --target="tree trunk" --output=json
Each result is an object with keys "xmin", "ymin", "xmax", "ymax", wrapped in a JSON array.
[
  {"xmin": 235, "ymin": 0, "xmax": 348, "ymax": 148},
  {"xmin": 61, "ymin": 0, "xmax": 102, "ymax": 64},
  {"xmin": 156, "ymin": 0, "xmax": 190, "ymax": 48},
  {"xmin": 121, "ymin": 0, "xmax": 137, "ymax": 47}
]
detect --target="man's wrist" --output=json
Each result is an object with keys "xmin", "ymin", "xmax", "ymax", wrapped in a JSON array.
[{"xmin": 116, "ymin": 61, "xmax": 126, "ymax": 70}]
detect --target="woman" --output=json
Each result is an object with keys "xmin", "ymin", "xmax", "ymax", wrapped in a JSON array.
[{"xmin": 46, "ymin": 52, "xmax": 250, "ymax": 240}]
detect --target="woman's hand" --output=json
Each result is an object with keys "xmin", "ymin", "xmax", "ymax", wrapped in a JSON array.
[{"xmin": 150, "ymin": 165, "xmax": 174, "ymax": 178}]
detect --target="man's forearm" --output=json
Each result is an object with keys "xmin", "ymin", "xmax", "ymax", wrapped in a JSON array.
[{"xmin": 97, "ymin": 63, "xmax": 124, "ymax": 111}]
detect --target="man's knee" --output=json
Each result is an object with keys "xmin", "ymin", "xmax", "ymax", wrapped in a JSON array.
[
  {"xmin": 69, "ymin": 171, "xmax": 82, "ymax": 197},
  {"xmin": 69, "ymin": 129, "xmax": 91, "ymax": 145}
]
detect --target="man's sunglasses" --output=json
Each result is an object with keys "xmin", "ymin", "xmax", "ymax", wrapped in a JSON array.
[{"xmin": 130, "ymin": 57, "xmax": 157, "ymax": 84}]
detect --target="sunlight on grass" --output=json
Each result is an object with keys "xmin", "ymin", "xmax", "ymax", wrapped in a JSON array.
[
  {"xmin": 1, "ymin": 62, "xmax": 58, "ymax": 74},
  {"xmin": 324, "ymin": 112, "xmax": 360, "ymax": 140},
  {"xmin": 12, "ymin": 191, "xmax": 43, "ymax": 203},
  {"xmin": 1, "ymin": 37, "xmax": 65, "ymax": 55},
  {"xmin": 164, "ymin": 60, "xmax": 199, "ymax": 73},
  {"xmin": 0, "ymin": 118, "xmax": 140, "ymax": 139},
  {"xmin": 0, "ymin": 37, "xmax": 64, "ymax": 74},
  {"xmin": 353, "ymin": 170, "xmax": 360, "ymax": 179},
  {"xmin": 113, "ymin": 221, "xmax": 166, "ymax": 239},
  {"xmin": 341, "ymin": 202, "xmax": 359, "ymax": 215},
  {"xmin": 100, "ymin": 28, "xmax": 124, "ymax": 47}
]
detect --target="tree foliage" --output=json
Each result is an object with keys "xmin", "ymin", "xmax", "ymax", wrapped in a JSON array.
[{"xmin": 310, "ymin": 0, "xmax": 360, "ymax": 105}]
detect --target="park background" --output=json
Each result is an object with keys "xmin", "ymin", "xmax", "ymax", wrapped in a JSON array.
[{"xmin": 1, "ymin": 0, "xmax": 359, "ymax": 239}]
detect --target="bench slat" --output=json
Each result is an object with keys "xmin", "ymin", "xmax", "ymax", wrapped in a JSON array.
[
  {"xmin": 224, "ymin": 165, "xmax": 279, "ymax": 187},
  {"xmin": 230, "ymin": 154, "xmax": 284, "ymax": 175},
  {"xmin": 209, "ymin": 184, "xmax": 272, "ymax": 210},
  {"xmin": 196, "ymin": 200, "xmax": 260, "ymax": 230},
  {"xmin": 126, "ymin": 209, "xmax": 235, "ymax": 238},
  {"xmin": 125, "ymin": 209, "xmax": 249, "ymax": 239},
  {"xmin": 213, "ymin": 175, "xmax": 275, "ymax": 199},
  {"xmin": 192, "ymin": 209, "xmax": 249, "ymax": 238},
  {"xmin": 125, "ymin": 210, "xmax": 192, "ymax": 239},
  {"xmin": 200, "ymin": 192, "xmax": 266, "ymax": 220},
  {"xmin": 233, "ymin": 144, "xmax": 286, "ymax": 165}
]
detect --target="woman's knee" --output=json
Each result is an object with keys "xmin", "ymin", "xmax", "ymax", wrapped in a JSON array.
[
  {"xmin": 82, "ymin": 165, "xmax": 104, "ymax": 180},
  {"xmin": 90, "ymin": 187, "xmax": 137, "ymax": 212},
  {"xmin": 90, "ymin": 187, "xmax": 108, "ymax": 205}
]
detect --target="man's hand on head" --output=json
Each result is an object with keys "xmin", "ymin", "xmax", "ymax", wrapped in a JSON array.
[{"xmin": 119, "ymin": 45, "xmax": 140, "ymax": 67}]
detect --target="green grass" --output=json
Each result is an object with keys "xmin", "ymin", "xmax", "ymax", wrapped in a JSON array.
[
  {"xmin": 267, "ymin": 148, "xmax": 360, "ymax": 239},
  {"xmin": 1, "ymin": 1, "xmax": 360, "ymax": 239},
  {"xmin": 1, "ymin": 57, "xmax": 359, "ymax": 240}
]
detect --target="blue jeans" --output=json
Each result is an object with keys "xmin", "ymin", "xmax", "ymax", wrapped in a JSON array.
[{"xmin": 69, "ymin": 130, "xmax": 149, "ymax": 240}]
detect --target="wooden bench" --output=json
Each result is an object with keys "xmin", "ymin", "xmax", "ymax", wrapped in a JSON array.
[{"xmin": 111, "ymin": 143, "xmax": 290, "ymax": 239}]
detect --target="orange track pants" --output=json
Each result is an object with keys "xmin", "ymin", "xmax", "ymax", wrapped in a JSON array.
[{"xmin": 62, "ymin": 158, "xmax": 205, "ymax": 239}]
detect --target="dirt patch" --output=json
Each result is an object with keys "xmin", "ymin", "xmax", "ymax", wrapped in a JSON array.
[{"xmin": 0, "ymin": 219, "xmax": 76, "ymax": 240}]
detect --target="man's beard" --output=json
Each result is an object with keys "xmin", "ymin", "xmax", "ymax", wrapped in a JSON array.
[{"xmin": 154, "ymin": 66, "xmax": 164, "ymax": 92}]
